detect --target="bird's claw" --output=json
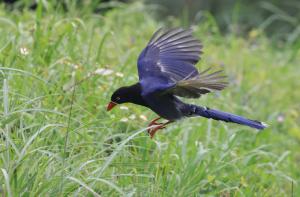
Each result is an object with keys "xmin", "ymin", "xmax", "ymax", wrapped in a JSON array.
[
  {"xmin": 147, "ymin": 117, "xmax": 165, "ymax": 138},
  {"xmin": 147, "ymin": 118, "xmax": 172, "ymax": 138},
  {"xmin": 148, "ymin": 124, "xmax": 166, "ymax": 139}
]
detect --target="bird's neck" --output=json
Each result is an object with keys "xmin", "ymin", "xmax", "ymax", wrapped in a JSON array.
[{"xmin": 125, "ymin": 83, "xmax": 147, "ymax": 107}]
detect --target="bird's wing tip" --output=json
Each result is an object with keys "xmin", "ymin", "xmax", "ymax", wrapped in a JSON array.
[{"xmin": 262, "ymin": 122, "xmax": 269, "ymax": 128}]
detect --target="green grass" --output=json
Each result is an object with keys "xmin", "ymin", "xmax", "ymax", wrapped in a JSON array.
[{"xmin": 0, "ymin": 1, "xmax": 299, "ymax": 196}]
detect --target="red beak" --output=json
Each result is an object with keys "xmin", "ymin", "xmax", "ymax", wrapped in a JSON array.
[{"xmin": 107, "ymin": 102, "xmax": 117, "ymax": 111}]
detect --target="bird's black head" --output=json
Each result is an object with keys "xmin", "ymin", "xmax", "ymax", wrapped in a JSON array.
[
  {"xmin": 111, "ymin": 87, "xmax": 130, "ymax": 104},
  {"xmin": 107, "ymin": 83, "xmax": 145, "ymax": 111}
]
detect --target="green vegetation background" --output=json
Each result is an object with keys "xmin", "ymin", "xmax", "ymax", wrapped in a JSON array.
[{"xmin": 0, "ymin": 1, "xmax": 299, "ymax": 196}]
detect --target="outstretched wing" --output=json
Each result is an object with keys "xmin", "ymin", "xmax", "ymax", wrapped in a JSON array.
[
  {"xmin": 137, "ymin": 28, "xmax": 227, "ymax": 97},
  {"xmin": 137, "ymin": 28, "xmax": 202, "ymax": 83},
  {"xmin": 166, "ymin": 68, "xmax": 228, "ymax": 98}
]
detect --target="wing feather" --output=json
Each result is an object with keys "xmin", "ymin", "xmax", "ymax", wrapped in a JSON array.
[
  {"xmin": 151, "ymin": 29, "xmax": 192, "ymax": 47},
  {"xmin": 167, "ymin": 69, "xmax": 228, "ymax": 98}
]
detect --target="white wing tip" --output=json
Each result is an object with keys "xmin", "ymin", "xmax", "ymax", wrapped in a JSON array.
[{"xmin": 262, "ymin": 122, "xmax": 269, "ymax": 128}]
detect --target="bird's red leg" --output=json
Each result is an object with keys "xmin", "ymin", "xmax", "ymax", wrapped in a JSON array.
[
  {"xmin": 149, "ymin": 120, "xmax": 173, "ymax": 139},
  {"xmin": 147, "ymin": 117, "xmax": 162, "ymax": 135},
  {"xmin": 148, "ymin": 117, "xmax": 161, "ymax": 127}
]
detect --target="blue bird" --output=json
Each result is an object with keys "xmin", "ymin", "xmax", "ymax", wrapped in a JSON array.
[{"xmin": 107, "ymin": 28, "xmax": 267, "ymax": 138}]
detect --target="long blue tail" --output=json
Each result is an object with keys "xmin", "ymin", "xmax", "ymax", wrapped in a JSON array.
[{"xmin": 192, "ymin": 105, "xmax": 267, "ymax": 130}]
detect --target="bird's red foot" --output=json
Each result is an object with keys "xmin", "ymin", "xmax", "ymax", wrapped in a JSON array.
[
  {"xmin": 149, "ymin": 124, "xmax": 167, "ymax": 138},
  {"xmin": 147, "ymin": 118, "xmax": 173, "ymax": 138}
]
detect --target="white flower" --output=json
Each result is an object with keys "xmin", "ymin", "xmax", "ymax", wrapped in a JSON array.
[
  {"xmin": 139, "ymin": 115, "xmax": 148, "ymax": 121},
  {"xmin": 277, "ymin": 115, "xmax": 284, "ymax": 123},
  {"xmin": 94, "ymin": 68, "xmax": 113, "ymax": 76},
  {"xmin": 129, "ymin": 114, "xmax": 136, "ymax": 120},
  {"xmin": 115, "ymin": 72, "xmax": 124, "ymax": 77},
  {"xmin": 20, "ymin": 47, "xmax": 29, "ymax": 55},
  {"xmin": 120, "ymin": 106, "xmax": 129, "ymax": 110},
  {"xmin": 120, "ymin": 117, "xmax": 128, "ymax": 122},
  {"xmin": 72, "ymin": 64, "xmax": 79, "ymax": 69}
]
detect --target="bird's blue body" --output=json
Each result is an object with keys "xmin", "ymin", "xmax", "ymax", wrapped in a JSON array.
[
  {"xmin": 109, "ymin": 28, "xmax": 267, "ymax": 132},
  {"xmin": 142, "ymin": 92, "xmax": 187, "ymax": 121}
]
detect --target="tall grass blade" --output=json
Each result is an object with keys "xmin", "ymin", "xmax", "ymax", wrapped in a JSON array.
[{"xmin": 1, "ymin": 168, "xmax": 12, "ymax": 197}]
